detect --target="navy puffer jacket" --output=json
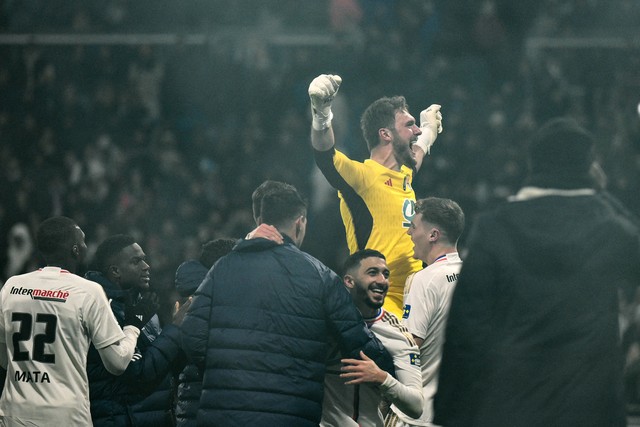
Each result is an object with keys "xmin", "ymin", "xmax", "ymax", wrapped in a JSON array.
[
  {"xmin": 181, "ymin": 236, "xmax": 394, "ymax": 427},
  {"xmin": 173, "ymin": 260, "xmax": 208, "ymax": 427},
  {"xmin": 85, "ymin": 271, "xmax": 185, "ymax": 427}
]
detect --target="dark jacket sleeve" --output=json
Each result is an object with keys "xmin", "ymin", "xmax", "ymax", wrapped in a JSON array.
[
  {"xmin": 321, "ymin": 267, "xmax": 395, "ymax": 376},
  {"xmin": 117, "ymin": 323, "xmax": 184, "ymax": 387},
  {"xmin": 181, "ymin": 269, "xmax": 214, "ymax": 369}
]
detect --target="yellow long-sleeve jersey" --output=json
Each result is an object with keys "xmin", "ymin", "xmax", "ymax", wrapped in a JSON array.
[{"xmin": 314, "ymin": 148, "xmax": 423, "ymax": 317}]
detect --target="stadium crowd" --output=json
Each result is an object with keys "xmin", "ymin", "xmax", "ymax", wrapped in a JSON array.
[{"xmin": 1, "ymin": 0, "xmax": 640, "ymax": 422}]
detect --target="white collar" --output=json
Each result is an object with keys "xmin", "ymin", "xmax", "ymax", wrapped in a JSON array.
[{"xmin": 508, "ymin": 186, "xmax": 595, "ymax": 201}]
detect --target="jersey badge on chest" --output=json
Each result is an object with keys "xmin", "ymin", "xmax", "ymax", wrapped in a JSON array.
[{"xmin": 403, "ymin": 176, "xmax": 411, "ymax": 191}]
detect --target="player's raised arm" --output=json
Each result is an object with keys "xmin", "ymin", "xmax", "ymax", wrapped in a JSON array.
[
  {"xmin": 413, "ymin": 104, "xmax": 443, "ymax": 172},
  {"xmin": 309, "ymin": 73, "xmax": 342, "ymax": 152}
]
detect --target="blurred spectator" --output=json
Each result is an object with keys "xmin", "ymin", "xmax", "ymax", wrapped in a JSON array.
[{"xmin": 3, "ymin": 222, "xmax": 34, "ymax": 278}]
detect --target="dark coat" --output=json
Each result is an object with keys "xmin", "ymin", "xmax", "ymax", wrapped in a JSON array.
[
  {"xmin": 173, "ymin": 260, "xmax": 209, "ymax": 427},
  {"xmin": 181, "ymin": 236, "xmax": 394, "ymax": 427},
  {"xmin": 434, "ymin": 192, "xmax": 640, "ymax": 427},
  {"xmin": 85, "ymin": 271, "xmax": 185, "ymax": 427}
]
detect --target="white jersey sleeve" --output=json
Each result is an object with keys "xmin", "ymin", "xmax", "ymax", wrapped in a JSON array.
[
  {"xmin": 376, "ymin": 314, "xmax": 423, "ymax": 419},
  {"xmin": 83, "ymin": 285, "xmax": 126, "ymax": 349}
]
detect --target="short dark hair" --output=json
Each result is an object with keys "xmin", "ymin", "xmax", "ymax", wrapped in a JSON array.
[
  {"xmin": 251, "ymin": 180, "xmax": 297, "ymax": 224},
  {"xmin": 259, "ymin": 184, "xmax": 307, "ymax": 229},
  {"xmin": 360, "ymin": 96, "xmax": 410, "ymax": 151},
  {"xmin": 199, "ymin": 238, "xmax": 236, "ymax": 269},
  {"xmin": 36, "ymin": 216, "xmax": 78, "ymax": 259},
  {"xmin": 415, "ymin": 197, "xmax": 465, "ymax": 244},
  {"xmin": 342, "ymin": 249, "xmax": 386, "ymax": 276},
  {"xmin": 93, "ymin": 234, "xmax": 136, "ymax": 275}
]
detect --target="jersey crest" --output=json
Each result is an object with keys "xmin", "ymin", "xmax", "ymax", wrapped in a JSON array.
[{"xmin": 402, "ymin": 199, "xmax": 415, "ymax": 228}]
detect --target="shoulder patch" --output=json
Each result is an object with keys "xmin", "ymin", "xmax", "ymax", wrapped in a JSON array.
[
  {"xmin": 410, "ymin": 353, "xmax": 420, "ymax": 366},
  {"xmin": 402, "ymin": 304, "xmax": 411, "ymax": 319}
]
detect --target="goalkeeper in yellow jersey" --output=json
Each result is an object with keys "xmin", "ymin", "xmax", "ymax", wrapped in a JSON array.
[{"xmin": 309, "ymin": 73, "xmax": 443, "ymax": 317}]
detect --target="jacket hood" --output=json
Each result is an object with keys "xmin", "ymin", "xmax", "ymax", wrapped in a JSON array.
[{"xmin": 174, "ymin": 260, "xmax": 209, "ymax": 297}]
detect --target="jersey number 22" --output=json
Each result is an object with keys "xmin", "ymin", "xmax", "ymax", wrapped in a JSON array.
[{"xmin": 12, "ymin": 312, "xmax": 57, "ymax": 364}]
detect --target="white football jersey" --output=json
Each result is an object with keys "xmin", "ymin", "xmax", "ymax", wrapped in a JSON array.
[
  {"xmin": 321, "ymin": 309, "xmax": 422, "ymax": 427},
  {"xmin": 393, "ymin": 252, "xmax": 462, "ymax": 426},
  {"xmin": 0, "ymin": 267, "xmax": 125, "ymax": 426}
]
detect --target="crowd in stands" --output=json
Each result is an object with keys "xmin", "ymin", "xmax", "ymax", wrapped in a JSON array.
[{"xmin": 1, "ymin": 0, "xmax": 640, "ymax": 409}]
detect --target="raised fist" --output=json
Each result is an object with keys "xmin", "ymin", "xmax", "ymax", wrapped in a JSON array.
[
  {"xmin": 420, "ymin": 104, "xmax": 443, "ymax": 135},
  {"xmin": 308, "ymin": 74, "xmax": 342, "ymax": 117},
  {"xmin": 414, "ymin": 104, "xmax": 443, "ymax": 154}
]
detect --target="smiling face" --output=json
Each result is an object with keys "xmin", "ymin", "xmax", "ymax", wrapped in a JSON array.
[
  {"xmin": 112, "ymin": 243, "xmax": 150, "ymax": 291},
  {"xmin": 345, "ymin": 256, "xmax": 390, "ymax": 317},
  {"xmin": 390, "ymin": 109, "xmax": 421, "ymax": 169}
]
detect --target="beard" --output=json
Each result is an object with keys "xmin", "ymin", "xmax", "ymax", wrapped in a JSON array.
[
  {"xmin": 391, "ymin": 135, "xmax": 417, "ymax": 169},
  {"xmin": 365, "ymin": 298, "xmax": 384, "ymax": 310},
  {"xmin": 356, "ymin": 286, "xmax": 385, "ymax": 311}
]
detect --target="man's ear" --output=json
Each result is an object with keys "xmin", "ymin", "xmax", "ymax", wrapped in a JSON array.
[
  {"xmin": 109, "ymin": 265, "xmax": 120, "ymax": 280},
  {"xmin": 379, "ymin": 128, "xmax": 392, "ymax": 143},
  {"xmin": 295, "ymin": 215, "xmax": 306, "ymax": 238},
  {"xmin": 72, "ymin": 245, "xmax": 79, "ymax": 257},
  {"xmin": 343, "ymin": 274, "xmax": 355, "ymax": 289},
  {"xmin": 429, "ymin": 228, "xmax": 440, "ymax": 242}
]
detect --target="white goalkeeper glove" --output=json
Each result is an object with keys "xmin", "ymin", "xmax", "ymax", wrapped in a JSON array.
[
  {"xmin": 308, "ymin": 74, "xmax": 342, "ymax": 131},
  {"xmin": 414, "ymin": 104, "xmax": 443, "ymax": 155}
]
